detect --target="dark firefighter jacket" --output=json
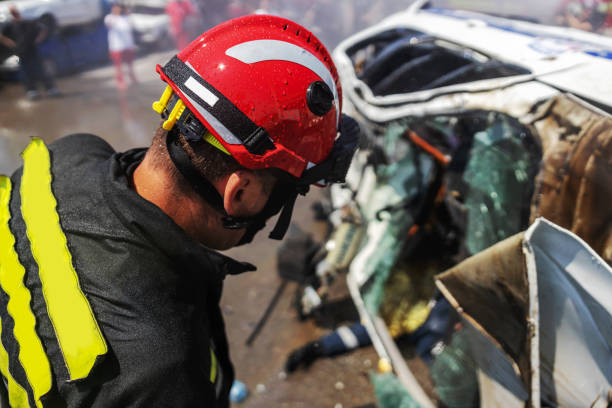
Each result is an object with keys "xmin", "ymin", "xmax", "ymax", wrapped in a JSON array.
[{"xmin": 0, "ymin": 134, "xmax": 254, "ymax": 407}]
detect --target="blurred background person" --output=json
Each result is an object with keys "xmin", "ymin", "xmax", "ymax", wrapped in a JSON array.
[
  {"xmin": 165, "ymin": 0, "xmax": 200, "ymax": 50},
  {"xmin": 105, "ymin": 3, "xmax": 138, "ymax": 90},
  {"xmin": 0, "ymin": 5, "xmax": 59, "ymax": 100},
  {"xmin": 557, "ymin": 0, "xmax": 612, "ymax": 33}
]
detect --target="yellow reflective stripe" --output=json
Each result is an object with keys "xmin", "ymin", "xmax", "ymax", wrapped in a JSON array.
[
  {"xmin": 0, "ymin": 316, "xmax": 30, "ymax": 408},
  {"xmin": 203, "ymin": 132, "xmax": 230, "ymax": 155},
  {"xmin": 0, "ymin": 176, "xmax": 52, "ymax": 407},
  {"xmin": 209, "ymin": 348, "xmax": 217, "ymax": 384},
  {"xmin": 20, "ymin": 138, "xmax": 107, "ymax": 381}
]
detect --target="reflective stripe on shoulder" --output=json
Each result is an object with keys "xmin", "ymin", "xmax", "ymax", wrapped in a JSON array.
[
  {"xmin": 20, "ymin": 138, "xmax": 107, "ymax": 381},
  {"xmin": 0, "ymin": 176, "xmax": 52, "ymax": 407},
  {"xmin": 0, "ymin": 316, "xmax": 30, "ymax": 408},
  {"xmin": 209, "ymin": 347, "xmax": 217, "ymax": 384}
]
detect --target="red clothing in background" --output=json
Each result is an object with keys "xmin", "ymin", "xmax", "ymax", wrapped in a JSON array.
[{"xmin": 166, "ymin": 0, "xmax": 199, "ymax": 50}]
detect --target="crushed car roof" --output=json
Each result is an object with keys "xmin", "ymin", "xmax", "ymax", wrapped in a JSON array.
[{"xmin": 334, "ymin": 6, "xmax": 612, "ymax": 112}]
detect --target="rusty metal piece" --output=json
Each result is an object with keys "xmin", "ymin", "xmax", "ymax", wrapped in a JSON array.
[
  {"xmin": 436, "ymin": 232, "xmax": 531, "ymax": 388},
  {"xmin": 436, "ymin": 218, "xmax": 612, "ymax": 407},
  {"xmin": 528, "ymin": 95, "xmax": 612, "ymax": 264}
]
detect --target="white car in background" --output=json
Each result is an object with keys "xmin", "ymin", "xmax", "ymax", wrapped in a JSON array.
[
  {"xmin": 0, "ymin": 0, "xmax": 103, "ymax": 30},
  {"xmin": 0, "ymin": 0, "xmax": 171, "ymax": 75},
  {"xmin": 0, "ymin": 0, "xmax": 170, "ymax": 48},
  {"xmin": 126, "ymin": 0, "xmax": 171, "ymax": 50},
  {"xmin": 0, "ymin": 0, "xmax": 104, "ymax": 69}
]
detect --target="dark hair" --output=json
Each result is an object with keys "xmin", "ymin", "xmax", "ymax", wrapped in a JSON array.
[
  {"xmin": 178, "ymin": 132, "xmax": 244, "ymax": 182},
  {"xmin": 149, "ymin": 124, "xmax": 243, "ymax": 184},
  {"xmin": 149, "ymin": 124, "xmax": 285, "ymax": 201}
]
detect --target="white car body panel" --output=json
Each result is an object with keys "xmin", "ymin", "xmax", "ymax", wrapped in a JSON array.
[
  {"xmin": 334, "ymin": 7, "xmax": 612, "ymax": 120},
  {"xmin": 130, "ymin": 13, "xmax": 169, "ymax": 44},
  {"xmin": 0, "ymin": 0, "xmax": 103, "ymax": 27}
]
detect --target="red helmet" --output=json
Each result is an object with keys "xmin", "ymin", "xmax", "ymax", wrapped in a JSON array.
[{"xmin": 154, "ymin": 14, "xmax": 342, "ymax": 178}]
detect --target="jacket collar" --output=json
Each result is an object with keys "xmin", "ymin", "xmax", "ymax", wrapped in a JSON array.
[{"xmin": 102, "ymin": 148, "xmax": 256, "ymax": 283}]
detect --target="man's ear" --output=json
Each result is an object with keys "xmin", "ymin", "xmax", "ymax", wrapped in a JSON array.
[{"xmin": 223, "ymin": 171, "xmax": 269, "ymax": 217}]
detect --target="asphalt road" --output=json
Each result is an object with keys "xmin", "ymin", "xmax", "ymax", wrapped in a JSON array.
[{"xmin": 0, "ymin": 51, "xmax": 379, "ymax": 407}]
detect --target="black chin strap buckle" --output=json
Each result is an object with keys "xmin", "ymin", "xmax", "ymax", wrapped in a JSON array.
[{"xmin": 243, "ymin": 127, "xmax": 274, "ymax": 156}]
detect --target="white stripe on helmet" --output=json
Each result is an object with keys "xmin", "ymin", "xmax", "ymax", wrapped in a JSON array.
[
  {"xmin": 183, "ymin": 61, "xmax": 242, "ymax": 145},
  {"xmin": 185, "ymin": 76, "xmax": 219, "ymax": 107},
  {"xmin": 225, "ymin": 39, "xmax": 340, "ymax": 127},
  {"xmin": 182, "ymin": 92, "xmax": 243, "ymax": 145}
]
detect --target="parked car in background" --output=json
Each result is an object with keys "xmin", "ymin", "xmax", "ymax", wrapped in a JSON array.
[
  {"xmin": 0, "ymin": 0, "xmax": 172, "ymax": 79},
  {"xmin": 124, "ymin": 0, "xmax": 171, "ymax": 50},
  {"xmin": 0, "ymin": 0, "xmax": 104, "ymax": 69},
  {"xmin": 0, "ymin": 0, "xmax": 103, "ymax": 30}
]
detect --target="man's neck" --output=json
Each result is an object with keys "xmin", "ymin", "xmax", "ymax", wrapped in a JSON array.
[{"xmin": 131, "ymin": 153, "xmax": 242, "ymax": 249}]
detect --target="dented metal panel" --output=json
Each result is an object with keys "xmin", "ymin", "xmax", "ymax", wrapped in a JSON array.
[
  {"xmin": 436, "ymin": 233, "xmax": 532, "ymax": 402},
  {"xmin": 524, "ymin": 219, "xmax": 612, "ymax": 407},
  {"xmin": 477, "ymin": 369, "xmax": 525, "ymax": 408},
  {"xmin": 436, "ymin": 218, "xmax": 612, "ymax": 407}
]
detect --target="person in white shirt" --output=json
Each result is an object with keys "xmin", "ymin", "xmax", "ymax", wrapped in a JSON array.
[{"xmin": 104, "ymin": 4, "xmax": 137, "ymax": 90}]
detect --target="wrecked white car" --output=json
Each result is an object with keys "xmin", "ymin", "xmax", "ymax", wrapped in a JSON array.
[{"xmin": 298, "ymin": 1, "xmax": 612, "ymax": 407}]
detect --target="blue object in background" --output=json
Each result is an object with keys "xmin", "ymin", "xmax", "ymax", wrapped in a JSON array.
[
  {"xmin": 319, "ymin": 323, "xmax": 371, "ymax": 356},
  {"xmin": 38, "ymin": 22, "xmax": 109, "ymax": 76},
  {"xmin": 2, "ymin": 21, "xmax": 109, "ymax": 81},
  {"xmin": 229, "ymin": 380, "xmax": 248, "ymax": 404},
  {"xmin": 406, "ymin": 291, "xmax": 454, "ymax": 364}
]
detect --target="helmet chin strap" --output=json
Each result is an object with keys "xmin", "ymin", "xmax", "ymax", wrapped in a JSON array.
[
  {"xmin": 165, "ymin": 128, "xmax": 299, "ymax": 243},
  {"xmin": 165, "ymin": 128, "xmax": 251, "ymax": 229},
  {"xmin": 164, "ymin": 113, "xmax": 360, "ymax": 244}
]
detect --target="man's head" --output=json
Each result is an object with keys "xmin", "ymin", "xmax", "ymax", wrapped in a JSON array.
[
  {"xmin": 138, "ymin": 125, "xmax": 279, "ymax": 249},
  {"xmin": 8, "ymin": 5, "xmax": 21, "ymax": 20},
  {"xmin": 144, "ymin": 15, "xmax": 358, "ymax": 248}
]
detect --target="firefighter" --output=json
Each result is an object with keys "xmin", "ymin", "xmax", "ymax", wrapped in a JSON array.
[{"xmin": 0, "ymin": 15, "xmax": 358, "ymax": 407}]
